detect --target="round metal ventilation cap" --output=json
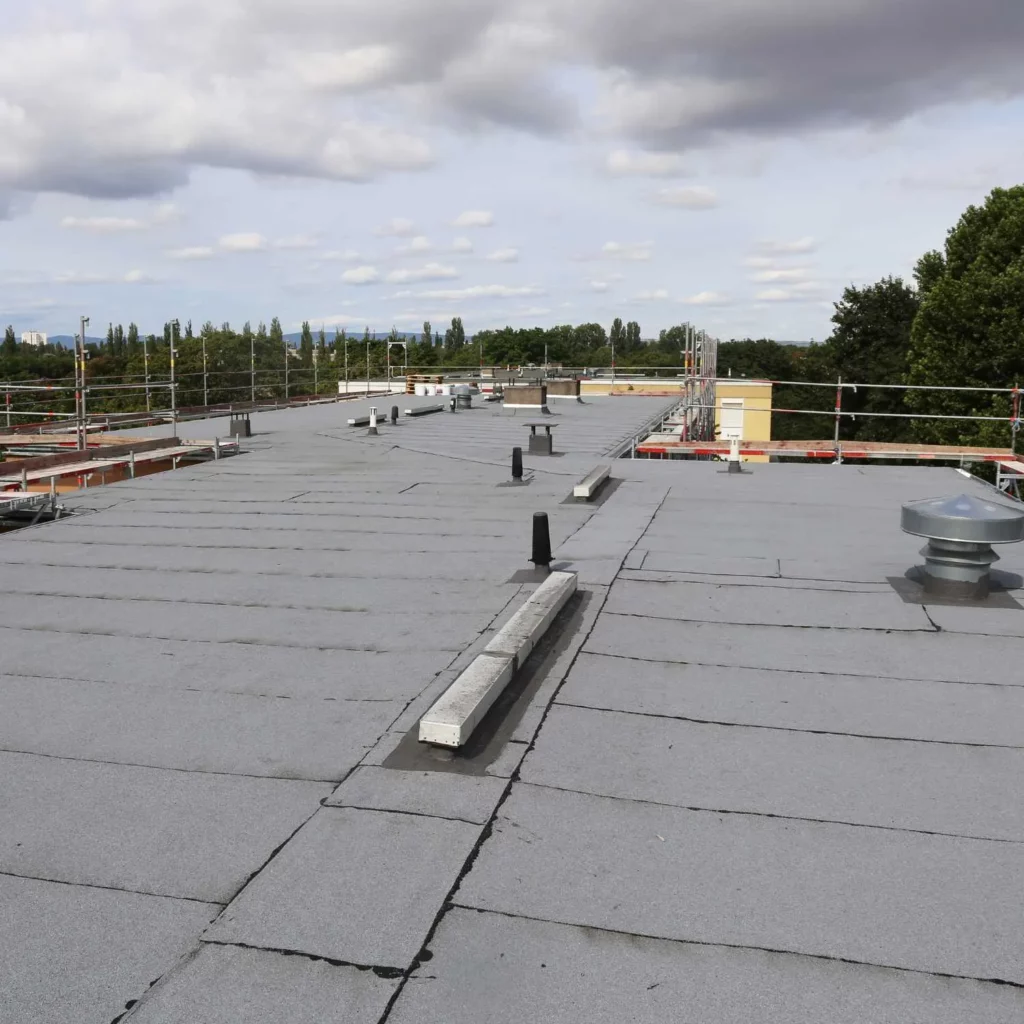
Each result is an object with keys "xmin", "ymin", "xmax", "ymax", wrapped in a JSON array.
[{"xmin": 901, "ymin": 494, "xmax": 1024, "ymax": 545}]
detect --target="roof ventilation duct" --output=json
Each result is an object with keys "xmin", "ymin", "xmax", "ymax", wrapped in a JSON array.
[{"xmin": 901, "ymin": 493, "xmax": 1024, "ymax": 599}]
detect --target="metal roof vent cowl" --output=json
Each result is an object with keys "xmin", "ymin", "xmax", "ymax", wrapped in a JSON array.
[{"xmin": 901, "ymin": 493, "xmax": 1024, "ymax": 599}]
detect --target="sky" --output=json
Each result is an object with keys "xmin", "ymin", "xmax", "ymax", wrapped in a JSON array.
[{"xmin": 1, "ymin": 0, "xmax": 1022, "ymax": 343}]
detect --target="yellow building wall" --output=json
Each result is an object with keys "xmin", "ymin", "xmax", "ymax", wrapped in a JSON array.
[{"xmin": 715, "ymin": 380, "xmax": 773, "ymax": 462}]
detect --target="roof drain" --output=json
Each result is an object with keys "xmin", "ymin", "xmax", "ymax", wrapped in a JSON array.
[{"xmin": 901, "ymin": 493, "xmax": 1024, "ymax": 599}]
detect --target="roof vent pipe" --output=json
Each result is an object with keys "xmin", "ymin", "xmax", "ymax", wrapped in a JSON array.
[
  {"xmin": 727, "ymin": 438, "xmax": 743, "ymax": 474},
  {"xmin": 901, "ymin": 493, "xmax": 1024, "ymax": 599}
]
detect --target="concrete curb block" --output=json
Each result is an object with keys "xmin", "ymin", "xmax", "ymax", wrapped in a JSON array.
[
  {"xmin": 573, "ymin": 465, "xmax": 611, "ymax": 501},
  {"xmin": 405, "ymin": 405, "xmax": 445, "ymax": 417},
  {"xmin": 484, "ymin": 571, "xmax": 578, "ymax": 666},
  {"xmin": 418, "ymin": 654, "xmax": 515, "ymax": 748},
  {"xmin": 419, "ymin": 571, "xmax": 578, "ymax": 748}
]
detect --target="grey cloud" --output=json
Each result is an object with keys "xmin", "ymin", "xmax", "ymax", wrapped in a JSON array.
[
  {"xmin": 573, "ymin": 0, "xmax": 1024, "ymax": 146},
  {"xmin": 2, "ymin": 0, "xmax": 1022, "ymax": 205}
]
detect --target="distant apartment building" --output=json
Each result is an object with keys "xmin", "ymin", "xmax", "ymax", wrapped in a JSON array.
[{"xmin": 20, "ymin": 331, "xmax": 47, "ymax": 348}]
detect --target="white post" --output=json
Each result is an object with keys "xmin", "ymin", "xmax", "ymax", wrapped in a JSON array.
[
  {"xmin": 368, "ymin": 406, "xmax": 378, "ymax": 435},
  {"xmin": 143, "ymin": 334, "xmax": 151, "ymax": 412}
]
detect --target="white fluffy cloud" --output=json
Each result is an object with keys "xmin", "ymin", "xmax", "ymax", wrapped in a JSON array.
[
  {"xmin": 60, "ymin": 203, "xmax": 180, "ymax": 232},
  {"xmin": 756, "ymin": 237, "xmax": 817, "ymax": 255},
  {"xmin": 684, "ymin": 290, "xmax": 731, "ymax": 305},
  {"xmin": 601, "ymin": 241, "xmax": 653, "ymax": 262},
  {"xmin": 396, "ymin": 236, "xmax": 433, "ymax": 255},
  {"xmin": 376, "ymin": 217, "xmax": 418, "ymax": 237},
  {"xmin": 274, "ymin": 234, "xmax": 319, "ymax": 250},
  {"xmin": 219, "ymin": 233, "xmax": 267, "ymax": 252},
  {"xmin": 386, "ymin": 263, "xmax": 459, "ymax": 283},
  {"xmin": 634, "ymin": 289, "xmax": 670, "ymax": 301},
  {"xmin": 652, "ymin": 185, "xmax": 718, "ymax": 209},
  {"xmin": 167, "ymin": 246, "xmax": 215, "ymax": 260},
  {"xmin": 343, "ymin": 266, "xmax": 381, "ymax": 284},
  {"xmin": 323, "ymin": 249, "xmax": 362, "ymax": 262},
  {"xmin": 61, "ymin": 215, "xmax": 146, "ymax": 232},
  {"xmin": 606, "ymin": 149, "xmax": 685, "ymax": 177},
  {"xmin": 54, "ymin": 269, "xmax": 156, "ymax": 285},
  {"xmin": 453, "ymin": 210, "xmax": 495, "ymax": 228},
  {"xmin": 400, "ymin": 284, "xmax": 543, "ymax": 300},
  {"xmin": 452, "ymin": 237, "xmax": 474, "ymax": 253},
  {"xmin": 486, "ymin": 248, "xmax": 519, "ymax": 262},
  {"xmin": 751, "ymin": 267, "xmax": 811, "ymax": 282}
]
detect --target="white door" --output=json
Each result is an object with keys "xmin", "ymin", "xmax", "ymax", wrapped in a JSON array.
[{"xmin": 720, "ymin": 399, "xmax": 744, "ymax": 440}]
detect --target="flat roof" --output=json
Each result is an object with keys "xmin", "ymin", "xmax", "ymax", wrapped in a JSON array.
[{"xmin": 2, "ymin": 394, "xmax": 1023, "ymax": 1021}]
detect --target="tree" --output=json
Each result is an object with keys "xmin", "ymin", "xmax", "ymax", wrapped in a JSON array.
[
  {"xmin": 609, "ymin": 318, "xmax": 625, "ymax": 353},
  {"xmin": 625, "ymin": 321, "xmax": 642, "ymax": 352},
  {"xmin": 106, "ymin": 323, "xmax": 115, "ymax": 353},
  {"xmin": 444, "ymin": 317, "xmax": 466, "ymax": 350},
  {"xmin": 2, "ymin": 325, "xmax": 15, "ymax": 356},
  {"xmin": 317, "ymin": 325, "xmax": 327, "ymax": 363},
  {"xmin": 906, "ymin": 186, "xmax": 1024, "ymax": 447},
  {"xmin": 269, "ymin": 317, "xmax": 284, "ymax": 346},
  {"xmin": 241, "ymin": 320, "xmax": 253, "ymax": 343},
  {"xmin": 422, "ymin": 321, "xmax": 432, "ymax": 346},
  {"xmin": 300, "ymin": 320, "xmax": 313, "ymax": 367},
  {"xmin": 127, "ymin": 322, "xmax": 140, "ymax": 355},
  {"xmin": 825, "ymin": 277, "xmax": 919, "ymax": 442}
]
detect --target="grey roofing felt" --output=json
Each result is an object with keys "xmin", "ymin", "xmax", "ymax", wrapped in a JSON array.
[{"xmin": 2, "ymin": 395, "xmax": 1023, "ymax": 1020}]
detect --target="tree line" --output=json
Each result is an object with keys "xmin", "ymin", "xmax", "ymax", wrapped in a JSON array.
[{"xmin": 3, "ymin": 186, "xmax": 1022, "ymax": 448}]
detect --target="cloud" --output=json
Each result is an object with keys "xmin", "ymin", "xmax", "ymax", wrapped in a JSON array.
[
  {"xmin": 606, "ymin": 149, "xmax": 685, "ymax": 176},
  {"xmin": 751, "ymin": 267, "xmax": 812, "ymax": 282},
  {"xmin": 60, "ymin": 215, "xmax": 147, "ymax": 232},
  {"xmin": 602, "ymin": 241, "xmax": 654, "ymax": 262},
  {"xmin": 486, "ymin": 248, "xmax": 519, "ymax": 262},
  {"xmin": 453, "ymin": 210, "xmax": 494, "ymax": 228},
  {"xmin": 293, "ymin": 45, "xmax": 400, "ymax": 91},
  {"xmin": 274, "ymin": 233, "xmax": 319, "ymax": 250},
  {"xmin": 684, "ymin": 290, "xmax": 731, "ymax": 305},
  {"xmin": 2, "ymin": 2, "xmax": 1022, "ymax": 206},
  {"xmin": 586, "ymin": 3, "xmax": 1024, "ymax": 149},
  {"xmin": 633, "ymin": 289, "xmax": 670, "ymax": 301},
  {"xmin": 386, "ymin": 263, "xmax": 460, "ymax": 283},
  {"xmin": 343, "ymin": 266, "xmax": 381, "ymax": 284},
  {"xmin": 55, "ymin": 272, "xmax": 112, "ymax": 285},
  {"xmin": 396, "ymin": 235, "xmax": 433, "ymax": 255},
  {"xmin": 123, "ymin": 269, "xmax": 156, "ymax": 284},
  {"xmin": 756, "ymin": 288, "xmax": 807, "ymax": 302},
  {"xmin": 59, "ymin": 201, "xmax": 182, "ymax": 233},
  {"xmin": 590, "ymin": 280, "xmax": 611, "ymax": 292},
  {"xmin": 322, "ymin": 249, "xmax": 362, "ymax": 262},
  {"xmin": 219, "ymin": 232, "xmax": 267, "ymax": 252},
  {"xmin": 452, "ymin": 237, "xmax": 474, "ymax": 253},
  {"xmin": 376, "ymin": 217, "xmax": 417, "ymax": 237},
  {"xmin": 399, "ymin": 284, "xmax": 544, "ymax": 300},
  {"xmin": 167, "ymin": 246, "xmax": 215, "ymax": 260},
  {"xmin": 54, "ymin": 270, "xmax": 156, "ymax": 285},
  {"xmin": 651, "ymin": 185, "xmax": 718, "ymax": 209},
  {"xmin": 756, "ymin": 237, "xmax": 817, "ymax": 255}
]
